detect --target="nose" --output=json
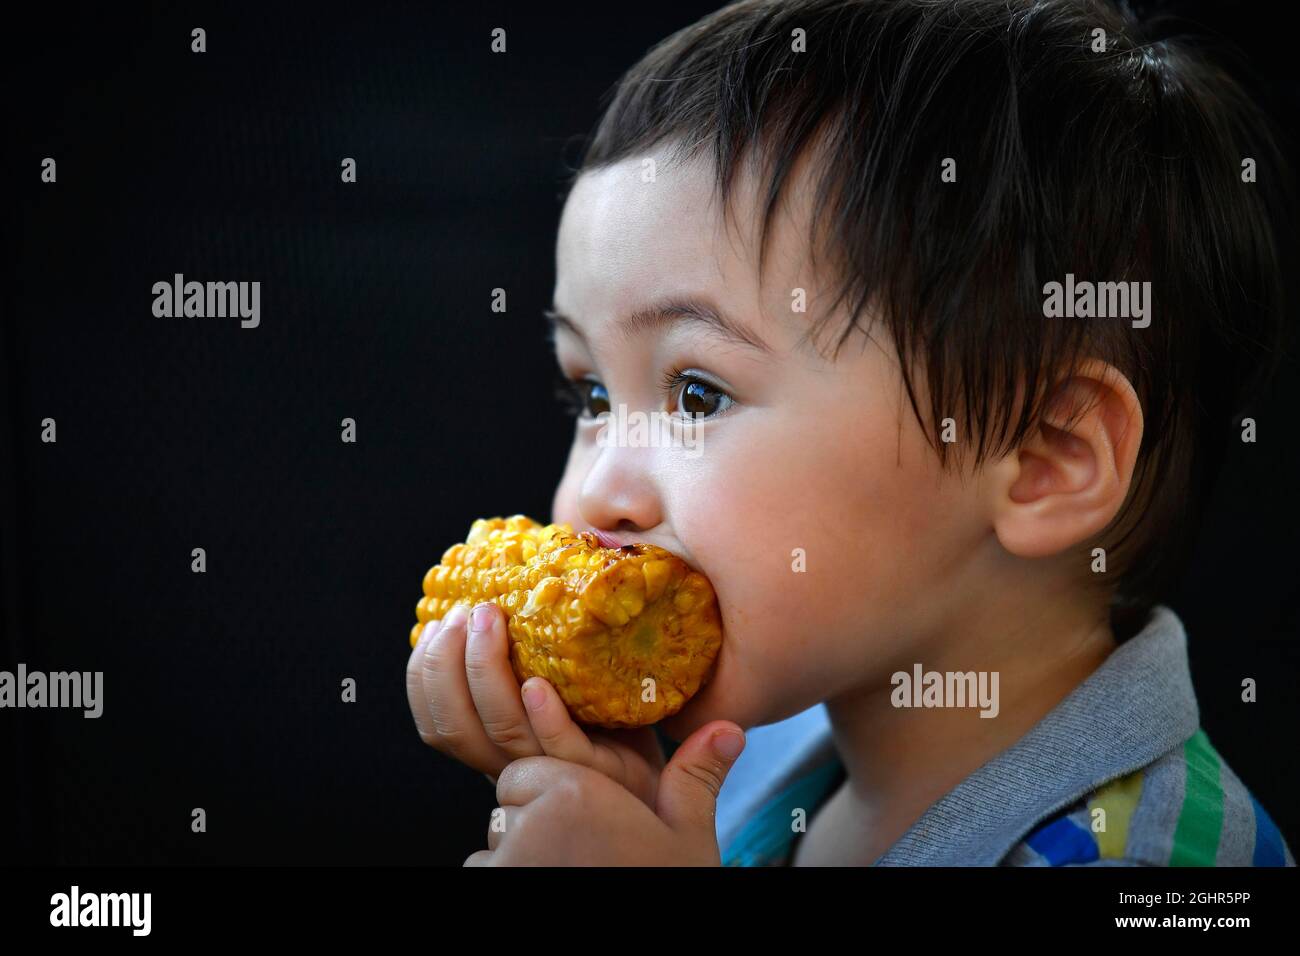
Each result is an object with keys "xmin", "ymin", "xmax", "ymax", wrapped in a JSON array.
[{"xmin": 575, "ymin": 443, "xmax": 662, "ymax": 536}]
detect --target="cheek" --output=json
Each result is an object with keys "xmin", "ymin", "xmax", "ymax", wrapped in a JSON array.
[
  {"xmin": 676, "ymin": 402, "xmax": 977, "ymax": 712},
  {"xmin": 686, "ymin": 408, "xmax": 914, "ymax": 614},
  {"xmin": 658, "ymin": 425, "xmax": 876, "ymax": 722}
]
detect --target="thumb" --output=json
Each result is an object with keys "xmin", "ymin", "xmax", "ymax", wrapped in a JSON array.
[{"xmin": 656, "ymin": 721, "xmax": 745, "ymax": 836}]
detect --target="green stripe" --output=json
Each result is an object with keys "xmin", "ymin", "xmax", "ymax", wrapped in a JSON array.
[{"xmin": 1169, "ymin": 730, "xmax": 1225, "ymax": 866}]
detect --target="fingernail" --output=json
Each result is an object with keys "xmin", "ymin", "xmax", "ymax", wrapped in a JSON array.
[
  {"xmin": 522, "ymin": 681, "xmax": 545, "ymax": 711},
  {"xmin": 444, "ymin": 604, "xmax": 470, "ymax": 630},
  {"xmin": 712, "ymin": 731, "xmax": 745, "ymax": 760},
  {"xmin": 470, "ymin": 603, "xmax": 495, "ymax": 634}
]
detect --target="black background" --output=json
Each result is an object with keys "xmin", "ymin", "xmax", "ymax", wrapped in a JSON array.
[{"xmin": 4, "ymin": 0, "xmax": 1297, "ymax": 865}]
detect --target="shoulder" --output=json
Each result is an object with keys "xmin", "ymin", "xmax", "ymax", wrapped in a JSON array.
[{"xmin": 1001, "ymin": 728, "xmax": 1295, "ymax": 867}]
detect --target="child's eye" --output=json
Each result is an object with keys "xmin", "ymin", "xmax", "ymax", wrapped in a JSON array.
[
  {"xmin": 553, "ymin": 373, "xmax": 610, "ymax": 419},
  {"xmin": 660, "ymin": 367, "xmax": 734, "ymax": 420}
]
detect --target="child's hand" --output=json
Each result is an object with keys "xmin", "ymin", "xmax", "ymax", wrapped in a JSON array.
[
  {"xmin": 463, "ymin": 719, "xmax": 745, "ymax": 866},
  {"xmin": 406, "ymin": 602, "xmax": 667, "ymax": 808}
]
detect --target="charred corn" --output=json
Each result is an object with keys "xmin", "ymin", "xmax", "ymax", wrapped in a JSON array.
[{"xmin": 410, "ymin": 515, "xmax": 722, "ymax": 728}]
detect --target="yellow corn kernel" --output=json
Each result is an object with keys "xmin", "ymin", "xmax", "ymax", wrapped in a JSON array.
[{"xmin": 409, "ymin": 515, "xmax": 723, "ymax": 728}]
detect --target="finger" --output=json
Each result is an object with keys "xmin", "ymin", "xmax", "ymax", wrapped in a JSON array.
[
  {"xmin": 657, "ymin": 721, "xmax": 745, "ymax": 837},
  {"xmin": 464, "ymin": 602, "xmax": 544, "ymax": 759},
  {"xmin": 463, "ymin": 850, "xmax": 493, "ymax": 866},
  {"xmin": 588, "ymin": 725, "xmax": 667, "ymax": 773},
  {"xmin": 495, "ymin": 754, "xmax": 575, "ymax": 807},
  {"xmin": 419, "ymin": 604, "xmax": 511, "ymax": 776},
  {"xmin": 405, "ymin": 618, "xmax": 444, "ymax": 744},
  {"xmin": 519, "ymin": 677, "xmax": 629, "ymax": 783},
  {"xmin": 585, "ymin": 726, "xmax": 665, "ymax": 806},
  {"xmin": 486, "ymin": 805, "xmax": 517, "ymax": 851}
]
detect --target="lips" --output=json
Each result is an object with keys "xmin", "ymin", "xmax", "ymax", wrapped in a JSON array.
[
  {"xmin": 589, "ymin": 528, "xmax": 712, "ymax": 581},
  {"xmin": 591, "ymin": 529, "xmax": 627, "ymax": 550}
]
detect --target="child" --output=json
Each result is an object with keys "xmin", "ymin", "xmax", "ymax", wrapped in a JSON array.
[{"xmin": 407, "ymin": 0, "xmax": 1295, "ymax": 865}]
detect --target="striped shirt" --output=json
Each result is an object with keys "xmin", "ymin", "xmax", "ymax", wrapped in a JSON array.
[{"xmin": 714, "ymin": 605, "xmax": 1294, "ymax": 866}]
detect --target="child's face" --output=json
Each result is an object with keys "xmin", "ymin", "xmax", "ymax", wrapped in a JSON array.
[{"xmin": 548, "ymin": 146, "xmax": 995, "ymax": 740}]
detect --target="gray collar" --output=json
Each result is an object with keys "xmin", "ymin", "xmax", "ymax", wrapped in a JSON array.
[{"xmin": 875, "ymin": 605, "xmax": 1200, "ymax": 865}]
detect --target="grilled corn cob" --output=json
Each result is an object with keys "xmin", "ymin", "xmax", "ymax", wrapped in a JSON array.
[{"xmin": 410, "ymin": 515, "xmax": 722, "ymax": 728}]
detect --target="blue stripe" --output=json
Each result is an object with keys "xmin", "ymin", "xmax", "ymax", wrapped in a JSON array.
[
  {"xmin": 1025, "ymin": 816, "xmax": 1099, "ymax": 866},
  {"xmin": 721, "ymin": 758, "xmax": 844, "ymax": 866},
  {"xmin": 1250, "ymin": 795, "xmax": 1285, "ymax": 867}
]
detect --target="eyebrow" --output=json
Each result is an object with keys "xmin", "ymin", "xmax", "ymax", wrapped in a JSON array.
[{"xmin": 544, "ymin": 296, "xmax": 774, "ymax": 355}]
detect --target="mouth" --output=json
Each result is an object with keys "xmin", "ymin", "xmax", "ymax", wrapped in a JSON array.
[
  {"xmin": 590, "ymin": 529, "xmax": 628, "ymax": 550},
  {"xmin": 588, "ymin": 527, "xmax": 708, "ymax": 577}
]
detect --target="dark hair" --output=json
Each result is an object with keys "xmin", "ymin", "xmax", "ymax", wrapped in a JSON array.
[{"xmin": 570, "ymin": 0, "xmax": 1294, "ymax": 637}]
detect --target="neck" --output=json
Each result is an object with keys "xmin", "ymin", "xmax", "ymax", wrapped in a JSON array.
[{"xmin": 822, "ymin": 587, "xmax": 1117, "ymax": 863}]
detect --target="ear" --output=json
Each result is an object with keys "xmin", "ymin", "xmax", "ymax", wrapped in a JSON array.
[{"xmin": 989, "ymin": 359, "xmax": 1143, "ymax": 559}]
